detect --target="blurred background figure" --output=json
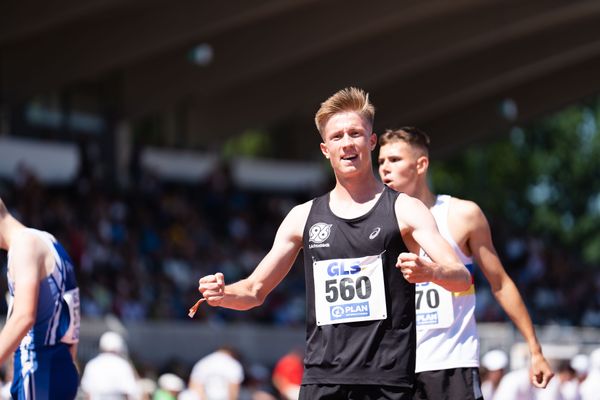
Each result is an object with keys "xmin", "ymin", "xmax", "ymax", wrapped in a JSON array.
[
  {"xmin": 570, "ymin": 354, "xmax": 589, "ymax": 384},
  {"xmin": 154, "ymin": 373, "xmax": 185, "ymax": 400},
  {"xmin": 493, "ymin": 359, "xmax": 539, "ymax": 400},
  {"xmin": 271, "ymin": 350, "xmax": 303, "ymax": 400},
  {"xmin": 239, "ymin": 363, "xmax": 278, "ymax": 400},
  {"xmin": 80, "ymin": 331, "xmax": 141, "ymax": 399},
  {"xmin": 480, "ymin": 349, "xmax": 508, "ymax": 400},
  {"xmin": 580, "ymin": 348, "xmax": 600, "ymax": 400},
  {"xmin": 188, "ymin": 347, "xmax": 244, "ymax": 400},
  {"xmin": 139, "ymin": 378, "xmax": 158, "ymax": 400},
  {"xmin": 537, "ymin": 360, "xmax": 580, "ymax": 400}
]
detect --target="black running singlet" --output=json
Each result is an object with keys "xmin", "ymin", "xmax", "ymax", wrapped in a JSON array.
[{"xmin": 302, "ymin": 186, "xmax": 415, "ymax": 387}]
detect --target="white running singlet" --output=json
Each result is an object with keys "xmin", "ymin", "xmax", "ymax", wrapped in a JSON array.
[{"xmin": 415, "ymin": 195, "xmax": 479, "ymax": 373}]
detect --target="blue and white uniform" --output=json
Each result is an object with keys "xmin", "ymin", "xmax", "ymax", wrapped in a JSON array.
[{"xmin": 7, "ymin": 229, "xmax": 80, "ymax": 400}]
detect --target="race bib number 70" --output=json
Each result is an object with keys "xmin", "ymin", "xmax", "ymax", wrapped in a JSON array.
[
  {"xmin": 313, "ymin": 254, "xmax": 387, "ymax": 326},
  {"xmin": 415, "ymin": 282, "xmax": 454, "ymax": 330}
]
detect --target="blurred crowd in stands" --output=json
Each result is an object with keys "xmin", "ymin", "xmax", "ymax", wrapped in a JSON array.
[
  {"xmin": 1, "ymin": 161, "xmax": 600, "ymax": 328},
  {"xmin": 0, "ymin": 163, "xmax": 308, "ymax": 326},
  {"xmin": 2, "ymin": 161, "xmax": 600, "ymax": 400}
]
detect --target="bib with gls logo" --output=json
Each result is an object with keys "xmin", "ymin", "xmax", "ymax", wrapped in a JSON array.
[{"xmin": 313, "ymin": 254, "xmax": 387, "ymax": 326}]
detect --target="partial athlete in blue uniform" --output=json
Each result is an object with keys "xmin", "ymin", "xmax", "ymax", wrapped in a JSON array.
[{"xmin": 0, "ymin": 198, "xmax": 80, "ymax": 400}]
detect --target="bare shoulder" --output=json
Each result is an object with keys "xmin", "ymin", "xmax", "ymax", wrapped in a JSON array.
[
  {"xmin": 11, "ymin": 229, "xmax": 43, "ymax": 252},
  {"xmin": 287, "ymin": 200, "xmax": 313, "ymax": 221},
  {"xmin": 448, "ymin": 196, "xmax": 488, "ymax": 227},
  {"xmin": 394, "ymin": 193, "xmax": 431, "ymax": 231},
  {"xmin": 7, "ymin": 229, "xmax": 46, "ymax": 274},
  {"xmin": 395, "ymin": 192, "xmax": 425, "ymax": 209},
  {"xmin": 280, "ymin": 200, "xmax": 314, "ymax": 238}
]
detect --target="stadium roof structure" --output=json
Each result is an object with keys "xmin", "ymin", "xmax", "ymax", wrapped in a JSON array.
[{"xmin": 2, "ymin": 0, "xmax": 600, "ymax": 155}]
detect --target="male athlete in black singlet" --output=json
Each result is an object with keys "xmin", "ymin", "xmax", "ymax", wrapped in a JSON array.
[{"xmin": 198, "ymin": 87, "xmax": 471, "ymax": 400}]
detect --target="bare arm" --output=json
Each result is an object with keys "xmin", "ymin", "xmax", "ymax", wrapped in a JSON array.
[
  {"xmin": 228, "ymin": 383, "xmax": 240, "ymax": 400},
  {"xmin": 395, "ymin": 194, "xmax": 471, "ymax": 292},
  {"xmin": 466, "ymin": 202, "xmax": 553, "ymax": 388},
  {"xmin": 0, "ymin": 233, "xmax": 42, "ymax": 364},
  {"xmin": 198, "ymin": 202, "xmax": 309, "ymax": 310},
  {"xmin": 69, "ymin": 342, "xmax": 80, "ymax": 374}
]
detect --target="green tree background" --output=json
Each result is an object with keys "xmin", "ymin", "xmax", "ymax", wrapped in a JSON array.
[{"xmin": 430, "ymin": 97, "xmax": 600, "ymax": 266}]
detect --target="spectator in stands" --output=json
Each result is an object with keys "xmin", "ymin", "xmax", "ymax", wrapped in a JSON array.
[
  {"xmin": 272, "ymin": 349, "xmax": 303, "ymax": 400},
  {"xmin": 81, "ymin": 331, "xmax": 141, "ymax": 399},
  {"xmin": 188, "ymin": 347, "xmax": 244, "ymax": 400},
  {"xmin": 154, "ymin": 373, "xmax": 185, "ymax": 400},
  {"xmin": 580, "ymin": 347, "xmax": 600, "ymax": 400},
  {"xmin": 570, "ymin": 354, "xmax": 589, "ymax": 383},
  {"xmin": 537, "ymin": 360, "xmax": 580, "ymax": 400},
  {"xmin": 493, "ymin": 365, "xmax": 538, "ymax": 400},
  {"xmin": 480, "ymin": 349, "xmax": 508, "ymax": 400}
]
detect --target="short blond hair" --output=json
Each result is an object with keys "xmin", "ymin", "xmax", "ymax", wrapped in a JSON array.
[{"xmin": 315, "ymin": 87, "xmax": 375, "ymax": 136}]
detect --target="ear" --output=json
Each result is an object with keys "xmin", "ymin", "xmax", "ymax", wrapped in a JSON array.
[
  {"xmin": 416, "ymin": 155, "xmax": 429, "ymax": 175},
  {"xmin": 369, "ymin": 133, "xmax": 377, "ymax": 151},
  {"xmin": 320, "ymin": 141, "xmax": 330, "ymax": 159}
]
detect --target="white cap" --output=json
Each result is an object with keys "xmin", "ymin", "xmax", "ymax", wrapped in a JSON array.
[
  {"xmin": 482, "ymin": 349, "xmax": 509, "ymax": 371},
  {"xmin": 570, "ymin": 354, "xmax": 590, "ymax": 375},
  {"xmin": 590, "ymin": 347, "xmax": 600, "ymax": 370},
  {"xmin": 158, "ymin": 373, "xmax": 185, "ymax": 393},
  {"xmin": 99, "ymin": 331, "xmax": 127, "ymax": 356}
]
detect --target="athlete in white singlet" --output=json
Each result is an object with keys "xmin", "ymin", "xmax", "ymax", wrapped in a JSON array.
[{"xmin": 377, "ymin": 127, "xmax": 553, "ymax": 400}]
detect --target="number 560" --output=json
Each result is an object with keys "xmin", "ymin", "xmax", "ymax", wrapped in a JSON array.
[{"xmin": 325, "ymin": 277, "xmax": 371, "ymax": 303}]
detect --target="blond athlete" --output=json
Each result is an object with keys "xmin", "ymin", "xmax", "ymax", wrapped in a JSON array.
[
  {"xmin": 198, "ymin": 88, "xmax": 470, "ymax": 400},
  {"xmin": 378, "ymin": 127, "xmax": 553, "ymax": 400}
]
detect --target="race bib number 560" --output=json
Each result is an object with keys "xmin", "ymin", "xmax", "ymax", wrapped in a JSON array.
[{"xmin": 313, "ymin": 254, "xmax": 387, "ymax": 326}]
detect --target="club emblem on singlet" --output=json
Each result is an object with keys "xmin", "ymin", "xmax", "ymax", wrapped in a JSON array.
[{"xmin": 309, "ymin": 222, "xmax": 332, "ymax": 248}]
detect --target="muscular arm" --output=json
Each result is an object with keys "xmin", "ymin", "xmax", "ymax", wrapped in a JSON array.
[
  {"xmin": 465, "ymin": 201, "xmax": 553, "ymax": 388},
  {"xmin": 395, "ymin": 194, "xmax": 471, "ymax": 292},
  {"xmin": 199, "ymin": 202, "xmax": 309, "ymax": 310},
  {"xmin": 0, "ymin": 233, "xmax": 42, "ymax": 364}
]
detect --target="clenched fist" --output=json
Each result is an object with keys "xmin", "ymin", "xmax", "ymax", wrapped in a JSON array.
[
  {"xmin": 198, "ymin": 272, "xmax": 225, "ymax": 306},
  {"xmin": 396, "ymin": 252, "xmax": 436, "ymax": 283}
]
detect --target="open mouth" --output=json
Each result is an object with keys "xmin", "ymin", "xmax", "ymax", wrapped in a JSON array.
[{"xmin": 341, "ymin": 155, "xmax": 358, "ymax": 161}]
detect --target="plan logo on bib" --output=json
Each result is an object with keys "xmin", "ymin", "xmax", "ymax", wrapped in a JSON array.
[{"xmin": 309, "ymin": 222, "xmax": 332, "ymax": 249}]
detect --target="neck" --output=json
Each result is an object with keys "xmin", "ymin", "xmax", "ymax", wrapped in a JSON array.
[
  {"xmin": 411, "ymin": 181, "xmax": 437, "ymax": 209},
  {"xmin": 0, "ymin": 216, "xmax": 25, "ymax": 250},
  {"xmin": 332, "ymin": 170, "xmax": 383, "ymax": 203}
]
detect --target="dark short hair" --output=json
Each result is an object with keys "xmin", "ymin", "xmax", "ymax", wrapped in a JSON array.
[{"xmin": 378, "ymin": 127, "xmax": 430, "ymax": 154}]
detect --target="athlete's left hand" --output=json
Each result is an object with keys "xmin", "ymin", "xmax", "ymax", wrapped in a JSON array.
[
  {"xmin": 397, "ymin": 252, "xmax": 435, "ymax": 283},
  {"xmin": 530, "ymin": 352, "xmax": 554, "ymax": 388}
]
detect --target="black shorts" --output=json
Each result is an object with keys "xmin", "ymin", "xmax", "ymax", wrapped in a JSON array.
[
  {"xmin": 300, "ymin": 384, "xmax": 412, "ymax": 400},
  {"xmin": 413, "ymin": 367, "xmax": 483, "ymax": 400}
]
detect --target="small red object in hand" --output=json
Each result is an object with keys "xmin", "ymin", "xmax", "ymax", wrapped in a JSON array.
[{"xmin": 188, "ymin": 298, "xmax": 206, "ymax": 318}]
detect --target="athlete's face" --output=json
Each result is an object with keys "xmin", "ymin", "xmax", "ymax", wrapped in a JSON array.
[
  {"xmin": 377, "ymin": 141, "xmax": 427, "ymax": 195},
  {"xmin": 320, "ymin": 112, "xmax": 376, "ymax": 177}
]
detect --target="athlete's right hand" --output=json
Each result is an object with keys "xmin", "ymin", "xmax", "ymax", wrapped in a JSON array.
[
  {"xmin": 198, "ymin": 272, "xmax": 225, "ymax": 306},
  {"xmin": 397, "ymin": 252, "xmax": 435, "ymax": 283}
]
